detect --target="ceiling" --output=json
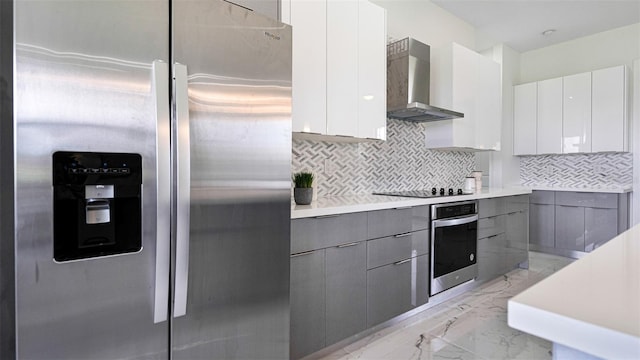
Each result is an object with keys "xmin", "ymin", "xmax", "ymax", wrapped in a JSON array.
[{"xmin": 431, "ymin": 0, "xmax": 640, "ymax": 53}]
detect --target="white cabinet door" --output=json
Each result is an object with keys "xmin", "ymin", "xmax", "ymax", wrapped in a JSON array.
[
  {"xmin": 475, "ymin": 52, "xmax": 501, "ymax": 150},
  {"xmin": 513, "ymin": 82, "xmax": 537, "ymax": 155},
  {"xmin": 537, "ymin": 77, "xmax": 563, "ymax": 154},
  {"xmin": 290, "ymin": 0, "xmax": 327, "ymax": 134},
  {"xmin": 592, "ymin": 65, "xmax": 628, "ymax": 152},
  {"xmin": 326, "ymin": 0, "xmax": 358, "ymax": 137},
  {"xmin": 357, "ymin": 0, "xmax": 386, "ymax": 140},
  {"xmin": 562, "ymin": 72, "xmax": 591, "ymax": 153}
]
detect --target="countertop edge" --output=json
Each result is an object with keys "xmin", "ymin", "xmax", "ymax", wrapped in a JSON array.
[
  {"xmin": 291, "ymin": 187, "xmax": 532, "ymax": 219},
  {"xmin": 525, "ymin": 185, "xmax": 632, "ymax": 193}
]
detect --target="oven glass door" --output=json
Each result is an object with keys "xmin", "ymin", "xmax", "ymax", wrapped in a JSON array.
[{"xmin": 432, "ymin": 216, "xmax": 478, "ymax": 278}]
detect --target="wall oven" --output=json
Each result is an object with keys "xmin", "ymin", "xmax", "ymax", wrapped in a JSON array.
[{"xmin": 430, "ymin": 201, "xmax": 478, "ymax": 295}]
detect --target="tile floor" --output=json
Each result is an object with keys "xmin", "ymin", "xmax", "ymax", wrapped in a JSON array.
[{"xmin": 321, "ymin": 252, "xmax": 575, "ymax": 360}]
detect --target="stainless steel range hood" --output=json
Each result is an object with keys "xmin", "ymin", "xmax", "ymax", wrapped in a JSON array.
[{"xmin": 387, "ymin": 38, "xmax": 464, "ymax": 122}]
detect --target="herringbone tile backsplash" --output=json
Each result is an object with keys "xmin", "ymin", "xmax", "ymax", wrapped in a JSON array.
[
  {"xmin": 292, "ymin": 119, "xmax": 476, "ymax": 197},
  {"xmin": 520, "ymin": 152, "xmax": 633, "ymax": 188}
]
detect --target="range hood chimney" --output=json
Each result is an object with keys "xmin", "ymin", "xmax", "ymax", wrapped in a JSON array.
[{"xmin": 387, "ymin": 38, "xmax": 464, "ymax": 122}]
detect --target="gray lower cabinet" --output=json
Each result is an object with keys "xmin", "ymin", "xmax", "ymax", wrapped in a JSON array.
[
  {"xmin": 584, "ymin": 207, "xmax": 618, "ymax": 252},
  {"xmin": 477, "ymin": 195, "xmax": 529, "ymax": 282},
  {"xmin": 366, "ymin": 254, "xmax": 429, "ymax": 327},
  {"xmin": 477, "ymin": 233, "xmax": 507, "ymax": 282},
  {"xmin": 290, "ymin": 250, "xmax": 326, "ymax": 359},
  {"xmin": 529, "ymin": 203, "xmax": 555, "ymax": 248},
  {"xmin": 530, "ymin": 190, "xmax": 629, "ymax": 257},
  {"xmin": 325, "ymin": 242, "xmax": 367, "ymax": 345},
  {"xmin": 555, "ymin": 205, "xmax": 585, "ymax": 251},
  {"xmin": 505, "ymin": 210, "xmax": 528, "ymax": 266}
]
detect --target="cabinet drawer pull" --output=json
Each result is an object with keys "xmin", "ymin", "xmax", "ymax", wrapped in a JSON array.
[
  {"xmin": 291, "ymin": 250, "xmax": 316, "ymax": 258},
  {"xmin": 337, "ymin": 242, "xmax": 359, "ymax": 248},
  {"xmin": 393, "ymin": 258, "xmax": 412, "ymax": 265},
  {"xmin": 314, "ymin": 214, "xmax": 340, "ymax": 219},
  {"xmin": 487, "ymin": 234, "xmax": 500, "ymax": 239},
  {"xmin": 394, "ymin": 232, "xmax": 412, "ymax": 238},
  {"xmin": 394, "ymin": 206, "xmax": 413, "ymax": 210}
]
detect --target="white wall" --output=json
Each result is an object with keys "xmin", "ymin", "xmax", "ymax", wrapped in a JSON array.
[
  {"xmin": 371, "ymin": 0, "xmax": 475, "ymax": 49},
  {"xmin": 519, "ymin": 23, "xmax": 640, "ymax": 83},
  {"xmin": 633, "ymin": 58, "xmax": 640, "ymax": 225}
]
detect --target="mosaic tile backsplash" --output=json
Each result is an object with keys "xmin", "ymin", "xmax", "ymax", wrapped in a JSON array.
[
  {"xmin": 519, "ymin": 152, "xmax": 633, "ymax": 188},
  {"xmin": 292, "ymin": 119, "xmax": 476, "ymax": 197}
]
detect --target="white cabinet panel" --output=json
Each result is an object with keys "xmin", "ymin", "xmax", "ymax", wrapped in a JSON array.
[
  {"xmin": 513, "ymin": 82, "xmax": 537, "ymax": 155},
  {"xmin": 537, "ymin": 77, "xmax": 563, "ymax": 154},
  {"xmin": 289, "ymin": 0, "xmax": 326, "ymax": 134},
  {"xmin": 357, "ymin": 0, "xmax": 386, "ymax": 140},
  {"xmin": 562, "ymin": 72, "xmax": 591, "ymax": 153},
  {"xmin": 426, "ymin": 43, "xmax": 501, "ymax": 150},
  {"xmin": 592, "ymin": 65, "xmax": 627, "ymax": 152},
  {"xmin": 326, "ymin": 0, "xmax": 358, "ymax": 137}
]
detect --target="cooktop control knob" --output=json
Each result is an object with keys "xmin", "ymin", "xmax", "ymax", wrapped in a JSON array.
[
  {"xmin": 457, "ymin": 189, "xmax": 463, "ymax": 195},
  {"xmin": 431, "ymin": 187, "xmax": 437, "ymax": 195},
  {"xmin": 439, "ymin": 188, "xmax": 445, "ymax": 195},
  {"xmin": 448, "ymin": 188, "xmax": 454, "ymax": 195}
]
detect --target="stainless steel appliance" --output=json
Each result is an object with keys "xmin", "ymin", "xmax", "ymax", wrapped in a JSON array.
[
  {"xmin": 430, "ymin": 201, "xmax": 478, "ymax": 295},
  {"xmin": 387, "ymin": 38, "xmax": 464, "ymax": 122},
  {"xmin": 0, "ymin": 1, "xmax": 291, "ymax": 358}
]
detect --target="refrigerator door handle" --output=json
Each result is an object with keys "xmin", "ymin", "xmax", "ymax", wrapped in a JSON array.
[
  {"xmin": 173, "ymin": 63, "xmax": 191, "ymax": 318},
  {"xmin": 153, "ymin": 60, "xmax": 171, "ymax": 324}
]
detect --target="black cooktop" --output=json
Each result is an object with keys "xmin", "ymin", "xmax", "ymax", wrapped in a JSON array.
[{"xmin": 374, "ymin": 188, "xmax": 468, "ymax": 198}]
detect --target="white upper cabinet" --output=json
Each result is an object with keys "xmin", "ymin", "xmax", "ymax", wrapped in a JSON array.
[
  {"xmin": 285, "ymin": 0, "xmax": 386, "ymax": 141},
  {"xmin": 562, "ymin": 72, "xmax": 592, "ymax": 154},
  {"xmin": 592, "ymin": 65, "xmax": 628, "ymax": 153},
  {"xmin": 357, "ymin": 0, "xmax": 387, "ymax": 141},
  {"xmin": 513, "ymin": 65, "xmax": 629, "ymax": 155},
  {"xmin": 426, "ymin": 43, "xmax": 501, "ymax": 151},
  {"xmin": 536, "ymin": 77, "xmax": 563, "ymax": 154},
  {"xmin": 513, "ymin": 82, "xmax": 537, "ymax": 155},
  {"xmin": 286, "ymin": 0, "xmax": 327, "ymax": 134}
]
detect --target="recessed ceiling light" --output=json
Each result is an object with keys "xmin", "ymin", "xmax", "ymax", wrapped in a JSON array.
[{"xmin": 542, "ymin": 29, "xmax": 556, "ymax": 36}]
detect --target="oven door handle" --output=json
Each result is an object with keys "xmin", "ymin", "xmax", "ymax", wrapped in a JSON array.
[{"xmin": 432, "ymin": 214, "xmax": 478, "ymax": 228}]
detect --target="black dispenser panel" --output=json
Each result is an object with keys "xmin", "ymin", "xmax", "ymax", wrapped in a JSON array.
[{"xmin": 53, "ymin": 152, "xmax": 142, "ymax": 262}]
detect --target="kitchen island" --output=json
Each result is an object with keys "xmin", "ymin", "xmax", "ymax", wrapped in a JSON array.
[{"xmin": 508, "ymin": 223, "xmax": 640, "ymax": 359}]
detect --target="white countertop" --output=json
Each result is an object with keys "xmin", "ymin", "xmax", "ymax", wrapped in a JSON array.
[
  {"xmin": 508, "ymin": 225, "xmax": 640, "ymax": 359},
  {"xmin": 526, "ymin": 185, "xmax": 632, "ymax": 193},
  {"xmin": 291, "ymin": 187, "xmax": 532, "ymax": 219}
]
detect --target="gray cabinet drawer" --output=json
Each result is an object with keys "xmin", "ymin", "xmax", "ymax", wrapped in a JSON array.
[
  {"xmin": 477, "ymin": 233, "xmax": 507, "ymax": 282},
  {"xmin": 555, "ymin": 192, "xmax": 618, "ymax": 209},
  {"xmin": 366, "ymin": 254, "xmax": 429, "ymax": 327},
  {"xmin": 367, "ymin": 207, "xmax": 412, "ymax": 239},
  {"xmin": 366, "ymin": 229, "xmax": 429, "ymax": 269},
  {"xmin": 477, "ymin": 215, "xmax": 505, "ymax": 239},
  {"xmin": 478, "ymin": 197, "xmax": 506, "ymax": 219},
  {"xmin": 531, "ymin": 190, "xmax": 555, "ymax": 205},
  {"xmin": 506, "ymin": 195, "xmax": 530, "ymax": 213},
  {"xmin": 291, "ymin": 212, "xmax": 367, "ymax": 253}
]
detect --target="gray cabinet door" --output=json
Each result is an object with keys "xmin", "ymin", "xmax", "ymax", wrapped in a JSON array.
[
  {"xmin": 366, "ymin": 254, "xmax": 429, "ymax": 327},
  {"xmin": 505, "ymin": 210, "xmax": 528, "ymax": 268},
  {"xmin": 291, "ymin": 212, "xmax": 367, "ymax": 253},
  {"xmin": 325, "ymin": 242, "xmax": 367, "ymax": 346},
  {"xmin": 530, "ymin": 203, "xmax": 555, "ymax": 248},
  {"xmin": 585, "ymin": 207, "xmax": 618, "ymax": 252},
  {"xmin": 290, "ymin": 250, "xmax": 325, "ymax": 359},
  {"xmin": 555, "ymin": 205, "xmax": 585, "ymax": 251},
  {"xmin": 477, "ymin": 233, "xmax": 507, "ymax": 282}
]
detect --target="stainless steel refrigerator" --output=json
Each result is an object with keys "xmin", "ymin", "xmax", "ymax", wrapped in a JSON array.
[{"xmin": 0, "ymin": 0, "xmax": 292, "ymax": 358}]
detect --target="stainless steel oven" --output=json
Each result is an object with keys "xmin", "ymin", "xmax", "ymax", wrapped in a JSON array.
[{"xmin": 430, "ymin": 201, "xmax": 478, "ymax": 295}]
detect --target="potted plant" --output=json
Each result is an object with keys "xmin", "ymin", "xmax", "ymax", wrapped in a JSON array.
[{"xmin": 292, "ymin": 171, "xmax": 314, "ymax": 205}]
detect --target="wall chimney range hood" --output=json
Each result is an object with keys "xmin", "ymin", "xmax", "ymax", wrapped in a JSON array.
[{"xmin": 387, "ymin": 38, "xmax": 464, "ymax": 122}]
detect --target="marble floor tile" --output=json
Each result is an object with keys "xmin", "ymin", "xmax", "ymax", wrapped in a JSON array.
[{"xmin": 321, "ymin": 251, "xmax": 574, "ymax": 360}]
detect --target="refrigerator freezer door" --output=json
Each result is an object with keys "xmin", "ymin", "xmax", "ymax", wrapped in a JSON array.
[
  {"xmin": 14, "ymin": 0, "xmax": 170, "ymax": 358},
  {"xmin": 171, "ymin": 1, "xmax": 292, "ymax": 359}
]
